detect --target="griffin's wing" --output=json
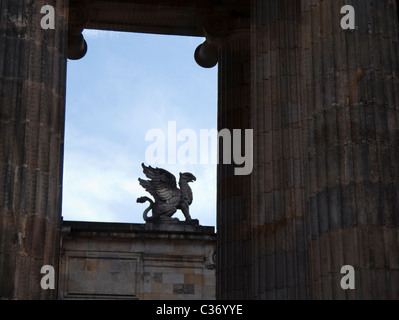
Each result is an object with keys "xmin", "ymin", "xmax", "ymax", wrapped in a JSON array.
[
  {"xmin": 139, "ymin": 164, "xmax": 180, "ymax": 204},
  {"xmin": 141, "ymin": 163, "xmax": 177, "ymax": 189}
]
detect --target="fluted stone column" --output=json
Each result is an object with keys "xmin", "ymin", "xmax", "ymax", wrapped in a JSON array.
[
  {"xmin": 194, "ymin": 12, "xmax": 252, "ymax": 299},
  {"xmin": 251, "ymin": 0, "xmax": 399, "ymax": 299},
  {"xmin": 0, "ymin": 0, "xmax": 68, "ymax": 299},
  {"xmin": 251, "ymin": 0, "xmax": 309, "ymax": 299},
  {"xmin": 302, "ymin": 0, "xmax": 399, "ymax": 300},
  {"xmin": 217, "ymin": 32, "xmax": 251, "ymax": 299}
]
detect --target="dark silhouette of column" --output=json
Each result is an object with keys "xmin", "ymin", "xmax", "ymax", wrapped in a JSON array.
[
  {"xmin": 302, "ymin": 0, "xmax": 399, "ymax": 300},
  {"xmin": 217, "ymin": 34, "xmax": 251, "ymax": 300},
  {"xmin": 251, "ymin": 0, "xmax": 399, "ymax": 299},
  {"xmin": 250, "ymin": 0, "xmax": 309, "ymax": 299},
  {"xmin": 0, "ymin": 0, "xmax": 67, "ymax": 299},
  {"xmin": 194, "ymin": 12, "xmax": 252, "ymax": 299}
]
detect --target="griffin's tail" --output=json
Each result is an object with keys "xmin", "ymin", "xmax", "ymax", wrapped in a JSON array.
[{"xmin": 136, "ymin": 196, "xmax": 154, "ymax": 222}]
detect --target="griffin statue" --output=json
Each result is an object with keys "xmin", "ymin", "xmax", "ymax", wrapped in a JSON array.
[{"xmin": 137, "ymin": 163, "xmax": 197, "ymax": 223}]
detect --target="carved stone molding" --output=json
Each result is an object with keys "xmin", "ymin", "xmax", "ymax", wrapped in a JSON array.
[
  {"xmin": 194, "ymin": 12, "xmax": 250, "ymax": 68},
  {"xmin": 204, "ymin": 247, "xmax": 216, "ymax": 270}
]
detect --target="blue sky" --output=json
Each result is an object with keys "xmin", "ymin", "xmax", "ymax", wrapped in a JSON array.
[{"xmin": 62, "ymin": 29, "xmax": 217, "ymax": 226}]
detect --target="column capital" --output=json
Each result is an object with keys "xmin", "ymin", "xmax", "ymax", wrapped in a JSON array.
[
  {"xmin": 202, "ymin": 12, "xmax": 250, "ymax": 44},
  {"xmin": 194, "ymin": 12, "xmax": 249, "ymax": 68},
  {"xmin": 68, "ymin": 1, "xmax": 95, "ymax": 60}
]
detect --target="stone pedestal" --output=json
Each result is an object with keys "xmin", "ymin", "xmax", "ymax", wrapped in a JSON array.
[
  {"xmin": 58, "ymin": 221, "xmax": 216, "ymax": 300},
  {"xmin": 145, "ymin": 220, "xmax": 204, "ymax": 233}
]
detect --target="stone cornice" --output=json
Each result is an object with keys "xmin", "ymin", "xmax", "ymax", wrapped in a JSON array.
[{"xmin": 66, "ymin": 0, "xmax": 250, "ymax": 62}]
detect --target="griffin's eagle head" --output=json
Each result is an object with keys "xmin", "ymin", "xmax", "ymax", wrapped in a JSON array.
[{"xmin": 179, "ymin": 172, "xmax": 196, "ymax": 183}]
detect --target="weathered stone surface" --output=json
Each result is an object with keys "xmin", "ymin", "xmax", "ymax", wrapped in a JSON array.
[
  {"xmin": 248, "ymin": 0, "xmax": 399, "ymax": 300},
  {"xmin": 250, "ymin": 0, "xmax": 309, "ymax": 300},
  {"xmin": 145, "ymin": 220, "xmax": 205, "ymax": 233},
  {"xmin": 0, "ymin": 0, "xmax": 67, "ymax": 299},
  {"xmin": 301, "ymin": 0, "xmax": 399, "ymax": 300},
  {"xmin": 59, "ymin": 221, "xmax": 216, "ymax": 300}
]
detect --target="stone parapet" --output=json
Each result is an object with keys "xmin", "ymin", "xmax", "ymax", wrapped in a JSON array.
[{"xmin": 59, "ymin": 220, "xmax": 216, "ymax": 300}]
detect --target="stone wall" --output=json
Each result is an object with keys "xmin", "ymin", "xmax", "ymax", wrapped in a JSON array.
[{"xmin": 58, "ymin": 221, "xmax": 216, "ymax": 300}]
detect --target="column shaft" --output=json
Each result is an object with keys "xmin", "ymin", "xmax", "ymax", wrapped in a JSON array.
[
  {"xmin": 251, "ymin": 0, "xmax": 309, "ymax": 299},
  {"xmin": 217, "ymin": 35, "xmax": 252, "ymax": 299},
  {"xmin": 251, "ymin": 0, "xmax": 399, "ymax": 299},
  {"xmin": 0, "ymin": 0, "xmax": 68, "ymax": 299},
  {"xmin": 303, "ymin": 0, "xmax": 399, "ymax": 299}
]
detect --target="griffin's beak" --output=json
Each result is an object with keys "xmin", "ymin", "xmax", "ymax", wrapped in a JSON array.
[{"xmin": 192, "ymin": 176, "xmax": 197, "ymax": 181}]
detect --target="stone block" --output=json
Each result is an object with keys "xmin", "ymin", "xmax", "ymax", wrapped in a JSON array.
[
  {"xmin": 204, "ymin": 274, "xmax": 215, "ymax": 286},
  {"xmin": 184, "ymin": 274, "xmax": 203, "ymax": 285},
  {"xmin": 173, "ymin": 284, "xmax": 184, "ymax": 294},
  {"xmin": 163, "ymin": 273, "xmax": 184, "ymax": 284},
  {"xmin": 202, "ymin": 285, "xmax": 216, "ymax": 299},
  {"xmin": 151, "ymin": 283, "xmax": 173, "ymax": 294},
  {"xmin": 153, "ymin": 273, "xmax": 162, "ymax": 283},
  {"xmin": 173, "ymin": 284, "xmax": 195, "ymax": 295},
  {"xmin": 145, "ymin": 220, "xmax": 205, "ymax": 233}
]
